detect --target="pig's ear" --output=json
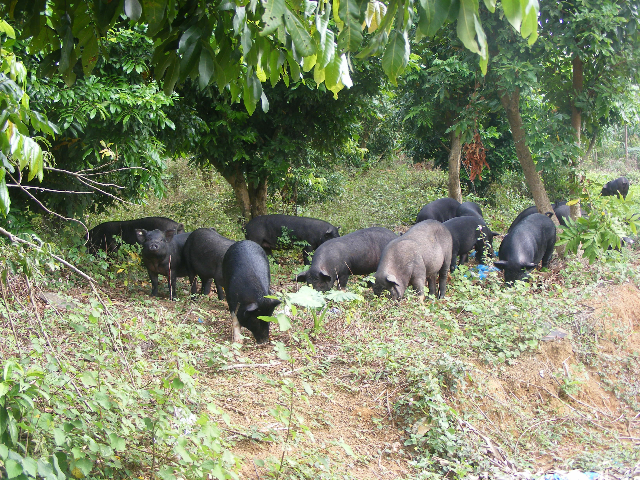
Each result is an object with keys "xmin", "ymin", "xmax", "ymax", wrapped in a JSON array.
[
  {"xmin": 135, "ymin": 229, "xmax": 147, "ymax": 244},
  {"xmin": 164, "ymin": 229, "xmax": 176, "ymax": 241},
  {"xmin": 523, "ymin": 262, "xmax": 537, "ymax": 270},
  {"xmin": 177, "ymin": 223, "xmax": 185, "ymax": 233},
  {"xmin": 319, "ymin": 269, "xmax": 332, "ymax": 282},
  {"xmin": 296, "ymin": 271, "xmax": 308, "ymax": 282},
  {"xmin": 245, "ymin": 302, "xmax": 259, "ymax": 312},
  {"xmin": 262, "ymin": 297, "xmax": 281, "ymax": 310},
  {"xmin": 386, "ymin": 274, "xmax": 399, "ymax": 286},
  {"xmin": 493, "ymin": 260, "xmax": 508, "ymax": 270}
]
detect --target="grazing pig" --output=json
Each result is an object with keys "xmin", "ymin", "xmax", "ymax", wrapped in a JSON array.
[
  {"xmin": 182, "ymin": 228, "xmax": 235, "ymax": 299},
  {"xmin": 456, "ymin": 201, "xmax": 484, "ymax": 219},
  {"xmin": 296, "ymin": 227, "xmax": 397, "ymax": 291},
  {"xmin": 88, "ymin": 217, "xmax": 184, "ymax": 253},
  {"xmin": 442, "ymin": 217, "xmax": 498, "ymax": 271},
  {"xmin": 222, "ymin": 240, "xmax": 281, "ymax": 344},
  {"xmin": 136, "ymin": 228, "xmax": 191, "ymax": 300},
  {"xmin": 416, "ymin": 198, "xmax": 461, "ymax": 223},
  {"xmin": 244, "ymin": 214, "xmax": 339, "ymax": 264},
  {"xmin": 601, "ymin": 176, "xmax": 629, "ymax": 199},
  {"xmin": 553, "ymin": 204, "xmax": 588, "ymax": 226},
  {"xmin": 373, "ymin": 220, "xmax": 452, "ymax": 301},
  {"xmin": 495, "ymin": 213, "xmax": 556, "ymax": 284}
]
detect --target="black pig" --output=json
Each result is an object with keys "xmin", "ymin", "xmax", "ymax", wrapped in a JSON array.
[
  {"xmin": 136, "ymin": 228, "xmax": 191, "ymax": 300},
  {"xmin": 443, "ymin": 216, "xmax": 497, "ymax": 271},
  {"xmin": 373, "ymin": 220, "xmax": 452, "ymax": 301},
  {"xmin": 601, "ymin": 176, "xmax": 629, "ymax": 199},
  {"xmin": 244, "ymin": 214, "xmax": 339, "ymax": 264},
  {"xmin": 495, "ymin": 213, "xmax": 556, "ymax": 284},
  {"xmin": 456, "ymin": 201, "xmax": 483, "ymax": 219},
  {"xmin": 183, "ymin": 228, "xmax": 235, "ymax": 299},
  {"xmin": 88, "ymin": 217, "xmax": 184, "ymax": 253},
  {"xmin": 296, "ymin": 227, "xmax": 397, "ymax": 291},
  {"xmin": 222, "ymin": 240, "xmax": 281, "ymax": 344},
  {"xmin": 416, "ymin": 198, "xmax": 461, "ymax": 223}
]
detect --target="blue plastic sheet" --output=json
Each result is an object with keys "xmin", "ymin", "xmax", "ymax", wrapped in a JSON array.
[{"xmin": 541, "ymin": 472, "xmax": 600, "ymax": 480}]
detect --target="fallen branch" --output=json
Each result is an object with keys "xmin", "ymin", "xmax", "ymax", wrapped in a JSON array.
[
  {"xmin": 0, "ymin": 226, "xmax": 96, "ymax": 284},
  {"xmin": 219, "ymin": 362, "xmax": 282, "ymax": 371}
]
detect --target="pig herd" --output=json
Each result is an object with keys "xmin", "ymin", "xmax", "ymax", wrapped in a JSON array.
[{"xmin": 86, "ymin": 176, "xmax": 630, "ymax": 344}]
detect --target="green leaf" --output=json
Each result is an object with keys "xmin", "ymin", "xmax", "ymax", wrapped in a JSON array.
[
  {"xmin": 456, "ymin": 0, "xmax": 480, "ymax": 54},
  {"xmin": 417, "ymin": 0, "xmax": 454, "ymax": 37},
  {"xmin": 108, "ymin": 433, "xmax": 126, "ymax": 452},
  {"xmin": 317, "ymin": 29, "xmax": 335, "ymax": 69},
  {"xmin": 158, "ymin": 467, "xmax": 177, "ymax": 480},
  {"xmin": 324, "ymin": 290, "xmax": 362, "ymax": 302},
  {"xmin": 53, "ymin": 427, "xmax": 66, "ymax": 446},
  {"xmin": 501, "ymin": 0, "xmax": 522, "ymax": 31},
  {"xmin": 143, "ymin": 0, "xmax": 168, "ymax": 30},
  {"xmin": 483, "ymin": 0, "xmax": 496, "ymax": 12},
  {"xmin": 125, "ymin": 0, "xmax": 143, "ymax": 21},
  {"xmin": 274, "ymin": 341, "xmax": 291, "ymax": 361},
  {"xmin": 521, "ymin": 0, "xmax": 538, "ymax": 44},
  {"xmin": 81, "ymin": 35, "xmax": 99, "ymax": 76},
  {"xmin": 262, "ymin": 0, "xmax": 286, "ymax": 35},
  {"xmin": 288, "ymin": 285, "xmax": 326, "ymax": 308},
  {"xmin": 174, "ymin": 439, "xmax": 192, "ymax": 462},
  {"xmin": 0, "ymin": 168, "xmax": 7, "ymax": 215},
  {"xmin": 4, "ymin": 458, "xmax": 22, "ymax": 478},
  {"xmin": 22, "ymin": 457, "xmax": 37, "ymax": 477},
  {"xmin": 284, "ymin": 10, "xmax": 316, "ymax": 57},
  {"xmin": 199, "ymin": 47, "xmax": 215, "ymax": 89},
  {"xmin": 381, "ymin": 29, "xmax": 409, "ymax": 85},
  {"xmin": 337, "ymin": 0, "xmax": 363, "ymax": 52},
  {"xmin": 337, "ymin": 438, "xmax": 355, "ymax": 456},
  {"xmin": 243, "ymin": 70, "xmax": 263, "ymax": 115},
  {"xmin": 80, "ymin": 371, "xmax": 97, "ymax": 387},
  {"xmin": 0, "ymin": 406, "xmax": 7, "ymax": 434},
  {"xmin": 0, "ymin": 20, "xmax": 16, "ymax": 39},
  {"xmin": 276, "ymin": 313, "xmax": 292, "ymax": 331}
]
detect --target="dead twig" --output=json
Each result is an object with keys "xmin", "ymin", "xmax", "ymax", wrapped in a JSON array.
[
  {"xmin": 220, "ymin": 362, "xmax": 282, "ymax": 371},
  {"xmin": 0, "ymin": 275, "xmax": 22, "ymax": 355}
]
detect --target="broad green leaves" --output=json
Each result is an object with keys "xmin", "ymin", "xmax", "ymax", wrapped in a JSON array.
[
  {"xmin": 0, "ymin": 0, "xmax": 540, "ymax": 109},
  {"xmin": 503, "ymin": 0, "xmax": 539, "ymax": 44},
  {"xmin": 382, "ymin": 30, "xmax": 409, "ymax": 85}
]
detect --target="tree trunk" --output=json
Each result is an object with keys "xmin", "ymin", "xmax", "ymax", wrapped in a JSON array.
[
  {"xmin": 584, "ymin": 129, "xmax": 598, "ymax": 162},
  {"xmin": 571, "ymin": 56, "xmax": 583, "ymax": 144},
  {"xmin": 220, "ymin": 166, "xmax": 252, "ymax": 221},
  {"xmin": 625, "ymin": 125, "xmax": 629, "ymax": 163},
  {"xmin": 570, "ymin": 55, "xmax": 584, "ymax": 221},
  {"xmin": 248, "ymin": 178, "xmax": 268, "ymax": 218},
  {"xmin": 448, "ymin": 130, "xmax": 462, "ymax": 203},
  {"xmin": 499, "ymin": 88, "xmax": 558, "ymax": 226}
]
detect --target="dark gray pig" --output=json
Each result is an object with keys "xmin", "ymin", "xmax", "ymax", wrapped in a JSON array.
[
  {"xmin": 553, "ymin": 204, "xmax": 588, "ymax": 226},
  {"xmin": 244, "ymin": 214, "xmax": 339, "ymax": 264},
  {"xmin": 88, "ymin": 217, "xmax": 184, "ymax": 254},
  {"xmin": 495, "ymin": 213, "xmax": 556, "ymax": 284},
  {"xmin": 136, "ymin": 228, "xmax": 191, "ymax": 300},
  {"xmin": 373, "ymin": 220, "xmax": 452, "ymax": 301},
  {"xmin": 456, "ymin": 201, "xmax": 483, "ymax": 219},
  {"xmin": 416, "ymin": 197, "xmax": 461, "ymax": 223},
  {"xmin": 442, "ymin": 216, "xmax": 498, "ymax": 271},
  {"xmin": 601, "ymin": 176, "xmax": 629, "ymax": 199},
  {"xmin": 182, "ymin": 228, "xmax": 235, "ymax": 299},
  {"xmin": 222, "ymin": 240, "xmax": 281, "ymax": 344},
  {"xmin": 296, "ymin": 227, "xmax": 397, "ymax": 291}
]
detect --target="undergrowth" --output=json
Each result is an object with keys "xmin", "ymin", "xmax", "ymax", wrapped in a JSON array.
[{"xmin": 2, "ymin": 158, "xmax": 640, "ymax": 479}]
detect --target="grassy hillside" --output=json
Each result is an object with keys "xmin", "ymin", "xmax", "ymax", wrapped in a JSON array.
[{"xmin": 1, "ymin": 158, "xmax": 639, "ymax": 479}]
